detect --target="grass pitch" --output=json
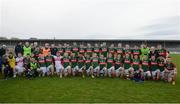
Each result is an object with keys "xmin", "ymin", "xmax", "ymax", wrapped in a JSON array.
[{"xmin": 0, "ymin": 54, "xmax": 180, "ymax": 103}]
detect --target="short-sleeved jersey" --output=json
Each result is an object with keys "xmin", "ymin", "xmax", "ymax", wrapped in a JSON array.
[
  {"xmin": 58, "ymin": 48, "xmax": 64, "ymax": 56},
  {"xmin": 33, "ymin": 50, "xmax": 41, "ymax": 58},
  {"xmin": 158, "ymin": 60, "xmax": 165, "ymax": 72},
  {"xmin": 124, "ymin": 49, "xmax": 132, "ymax": 55},
  {"xmin": 132, "ymin": 59, "xmax": 141, "ymax": 71},
  {"xmin": 157, "ymin": 49, "xmax": 167, "ymax": 58},
  {"xmin": 78, "ymin": 57, "xmax": 84, "ymax": 68},
  {"xmin": 123, "ymin": 57, "xmax": 132, "ymax": 69},
  {"xmin": 38, "ymin": 57, "xmax": 46, "ymax": 67},
  {"xmin": 16, "ymin": 57, "xmax": 23, "ymax": 67},
  {"xmin": 72, "ymin": 45, "xmax": 79, "ymax": 57},
  {"xmin": 64, "ymin": 47, "xmax": 72, "ymax": 54},
  {"xmin": 45, "ymin": 55, "xmax": 53, "ymax": 66},
  {"xmin": 99, "ymin": 57, "xmax": 106, "ymax": 69},
  {"xmin": 150, "ymin": 60, "xmax": 158, "ymax": 71},
  {"xmin": 101, "ymin": 47, "xmax": 108, "ymax": 57},
  {"xmin": 116, "ymin": 47, "xmax": 124, "ymax": 55},
  {"xmin": 165, "ymin": 62, "xmax": 176, "ymax": 70},
  {"xmin": 141, "ymin": 60, "xmax": 149, "ymax": 72},
  {"xmin": 86, "ymin": 47, "xmax": 93, "ymax": 56},
  {"xmin": 23, "ymin": 57, "xmax": 30, "ymax": 65},
  {"xmin": 85, "ymin": 57, "xmax": 91, "ymax": 69},
  {"xmin": 107, "ymin": 57, "xmax": 114, "ymax": 69},
  {"xmin": 71, "ymin": 56, "xmax": 77, "ymax": 68},
  {"xmin": 93, "ymin": 47, "xmax": 100, "ymax": 57},
  {"xmin": 114, "ymin": 57, "xmax": 123, "ymax": 69},
  {"xmin": 53, "ymin": 56, "xmax": 62, "ymax": 67},
  {"xmin": 108, "ymin": 47, "xmax": 115, "ymax": 54},
  {"xmin": 63, "ymin": 56, "xmax": 70, "ymax": 68},
  {"xmin": 79, "ymin": 47, "xmax": 85, "ymax": 55},
  {"xmin": 132, "ymin": 49, "xmax": 140, "ymax": 56},
  {"xmin": 92, "ymin": 57, "xmax": 99, "ymax": 68}
]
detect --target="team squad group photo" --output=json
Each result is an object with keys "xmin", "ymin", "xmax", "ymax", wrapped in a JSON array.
[{"xmin": 0, "ymin": 41, "xmax": 177, "ymax": 85}]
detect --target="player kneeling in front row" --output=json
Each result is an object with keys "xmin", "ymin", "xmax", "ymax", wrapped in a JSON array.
[
  {"xmin": 85, "ymin": 54, "xmax": 94, "ymax": 78},
  {"xmin": 149, "ymin": 55, "xmax": 160, "ymax": 80},
  {"xmin": 141, "ymin": 56, "xmax": 151, "ymax": 80},
  {"xmin": 14, "ymin": 53, "xmax": 24, "ymax": 77},
  {"xmin": 123, "ymin": 54, "xmax": 134, "ymax": 79},
  {"xmin": 45, "ymin": 52, "xmax": 54, "ymax": 76},
  {"xmin": 71, "ymin": 53, "xmax": 78, "ymax": 76},
  {"xmin": 77, "ymin": 54, "xmax": 85, "ymax": 78},
  {"xmin": 62, "ymin": 52, "xmax": 71, "ymax": 77},
  {"xmin": 37, "ymin": 54, "xmax": 47, "ymax": 77},
  {"xmin": 99, "ymin": 55, "xmax": 107, "ymax": 77},
  {"xmin": 91, "ymin": 53, "xmax": 100, "ymax": 77},
  {"xmin": 53, "ymin": 52, "xmax": 64, "ymax": 78},
  {"xmin": 132, "ymin": 55, "xmax": 144, "ymax": 81},
  {"xmin": 30, "ymin": 58, "xmax": 39, "ymax": 78},
  {"xmin": 114, "ymin": 54, "xmax": 124, "ymax": 77},
  {"xmin": 164, "ymin": 58, "xmax": 177, "ymax": 85},
  {"xmin": 107, "ymin": 53, "xmax": 115, "ymax": 77}
]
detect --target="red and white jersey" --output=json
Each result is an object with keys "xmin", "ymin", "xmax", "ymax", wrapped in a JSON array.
[
  {"xmin": 16, "ymin": 57, "xmax": 24, "ymax": 67},
  {"xmin": 53, "ymin": 56, "xmax": 62, "ymax": 67}
]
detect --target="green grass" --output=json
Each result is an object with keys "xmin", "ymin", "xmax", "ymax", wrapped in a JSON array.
[{"xmin": 0, "ymin": 54, "xmax": 180, "ymax": 103}]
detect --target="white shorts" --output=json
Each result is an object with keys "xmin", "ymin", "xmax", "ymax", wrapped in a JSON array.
[
  {"xmin": 72, "ymin": 66, "xmax": 78, "ymax": 72},
  {"xmin": 64, "ymin": 66, "xmax": 71, "ymax": 73},
  {"xmin": 144, "ymin": 71, "xmax": 151, "ymax": 77},
  {"xmin": 125, "ymin": 67, "xmax": 133, "ymax": 75},
  {"xmin": 78, "ymin": 66, "xmax": 84, "ymax": 72},
  {"xmin": 93, "ymin": 66, "xmax": 99, "ymax": 72},
  {"xmin": 115, "ymin": 67, "xmax": 124, "ymax": 73},
  {"xmin": 55, "ymin": 64, "xmax": 63, "ymax": 73},
  {"xmin": 37, "ymin": 67, "xmax": 47, "ymax": 74},
  {"xmin": 86, "ymin": 67, "xmax": 91, "ymax": 74},
  {"xmin": 100, "ymin": 67, "xmax": 106, "ymax": 74},
  {"xmin": 107, "ymin": 66, "xmax": 115, "ymax": 73},
  {"xmin": 47, "ymin": 65, "xmax": 53, "ymax": 72},
  {"xmin": 15, "ymin": 65, "xmax": 24, "ymax": 73},
  {"xmin": 165, "ymin": 70, "xmax": 176, "ymax": 78},
  {"xmin": 152, "ymin": 69, "xmax": 160, "ymax": 77}
]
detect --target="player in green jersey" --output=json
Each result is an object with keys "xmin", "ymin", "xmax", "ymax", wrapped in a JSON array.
[
  {"xmin": 123, "ymin": 54, "xmax": 134, "ymax": 79},
  {"xmin": 72, "ymin": 42, "xmax": 79, "ymax": 57},
  {"xmin": 141, "ymin": 55, "xmax": 151, "ymax": 80},
  {"xmin": 45, "ymin": 51, "xmax": 54, "ymax": 76},
  {"xmin": 114, "ymin": 54, "xmax": 124, "ymax": 77},
  {"xmin": 93, "ymin": 43, "xmax": 100, "ymax": 57},
  {"xmin": 91, "ymin": 53, "xmax": 100, "ymax": 77},
  {"xmin": 33, "ymin": 47, "xmax": 41, "ymax": 61},
  {"xmin": 85, "ymin": 54, "xmax": 94, "ymax": 78},
  {"xmin": 116, "ymin": 43, "xmax": 124, "ymax": 56},
  {"xmin": 37, "ymin": 54, "xmax": 47, "ymax": 76},
  {"xmin": 140, "ymin": 44, "xmax": 150, "ymax": 60},
  {"xmin": 58, "ymin": 44, "xmax": 64, "ymax": 56},
  {"xmin": 158, "ymin": 58, "xmax": 165, "ymax": 80},
  {"xmin": 149, "ymin": 55, "xmax": 160, "ymax": 80},
  {"xmin": 124, "ymin": 44, "xmax": 132, "ymax": 55},
  {"xmin": 100, "ymin": 42, "xmax": 108, "ymax": 58},
  {"xmin": 132, "ymin": 55, "xmax": 143, "ymax": 79},
  {"xmin": 64, "ymin": 44, "xmax": 72, "ymax": 56},
  {"xmin": 107, "ymin": 53, "xmax": 115, "ymax": 77},
  {"xmin": 62, "ymin": 52, "xmax": 71, "ymax": 77},
  {"xmin": 108, "ymin": 44, "xmax": 115, "ymax": 58},
  {"xmin": 132, "ymin": 45, "xmax": 141, "ymax": 58},
  {"xmin": 99, "ymin": 54, "xmax": 107, "ymax": 77},
  {"xmin": 77, "ymin": 53, "xmax": 85, "ymax": 78},
  {"xmin": 86, "ymin": 43, "xmax": 93, "ymax": 57},
  {"xmin": 70, "ymin": 53, "xmax": 78, "ymax": 76},
  {"xmin": 79, "ymin": 44, "xmax": 85, "ymax": 55}
]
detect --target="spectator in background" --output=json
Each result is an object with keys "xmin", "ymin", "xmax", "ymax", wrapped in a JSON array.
[
  {"xmin": 0, "ymin": 45, "xmax": 7, "ymax": 57},
  {"xmin": 50, "ymin": 44, "xmax": 58, "ymax": 56},
  {"xmin": 15, "ymin": 42, "xmax": 23, "ymax": 57},
  {"xmin": 23, "ymin": 42, "xmax": 32, "ymax": 56}
]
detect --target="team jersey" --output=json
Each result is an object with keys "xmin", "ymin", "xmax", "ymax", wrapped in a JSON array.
[
  {"xmin": 8, "ymin": 56, "xmax": 15, "ymax": 69},
  {"xmin": 116, "ymin": 47, "xmax": 124, "ymax": 55},
  {"xmin": 93, "ymin": 47, "xmax": 100, "ymax": 57},
  {"xmin": 33, "ymin": 50, "xmax": 41, "ymax": 58},
  {"xmin": 91, "ymin": 57, "xmax": 99, "ymax": 68},
  {"xmin": 72, "ymin": 45, "xmax": 79, "ymax": 57},
  {"xmin": 71, "ymin": 56, "xmax": 78, "ymax": 68},
  {"xmin": 101, "ymin": 47, "xmax": 108, "ymax": 57},
  {"xmin": 157, "ymin": 49, "xmax": 167, "ymax": 58},
  {"xmin": 78, "ymin": 57, "xmax": 84, "ymax": 68},
  {"xmin": 107, "ymin": 57, "xmax": 114, "ymax": 69},
  {"xmin": 99, "ymin": 57, "xmax": 106, "ymax": 70},
  {"xmin": 141, "ymin": 60, "xmax": 149, "ymax": 72},
  {"xmin": 140, "ymin": 48, "xmax": 150, "ymax": 59},
  {"xmin": 63, "ymin": 56, "xmax": 70, "ymax": 68},
  {"xmin": 165, "ymin": 62, "xmax": 176, "ymax": 70},
  {"xmin": 150, "ymin": 60, "xmax": 158, "ymax": 71},
  {"xmin": 132, "ymin": 59, "xmax": 141, "ymax": 71},
  {"xmin": 53, "ymin": 56, "xmax": 62, "ymax": 67},
  {"xmin": 58, "ymin": 47, "xmax": 64, "ymax": 56},
  {"xmin": 86, "ymin": 47, "xmax": 93, "ymax": 56},
  {"xmin": 132, "ymin": 49, "xmax": 140, "ymax": 56},
  {"xmin": 45, "ymin": 55, "xmax": 53, "ymax": 66},
  {"xmin": 23, "ymin": 57, "xmax": 30, "ymax": 65},
  {"xmin": 85, "ymin": 57, "xmax": 91, "ymax": 69},
  {"xmin": 124, "ymin": 49, "xmax": 132, "ymax": 55},
  {"xmin": 38, "ymin": 57, "xmax": 46, "ymax": 67},
  {"xmin": 123, "ymin": 57, "xmax": 132, "ymax": 69},
  {"xmin": 158, "ymin": 60, "xmax": 165, "ymax": 72},
  {"xmin": 108, "ymin": 47, "xmax": 115, "ymax": 54},
  {"xmin": 114, "ymin": 57, "xmax": 123, "ymax": 69},
  {"xmin": 64, "ymin": 47, "xmax": 72, "ymax": 54},
  {"xmin": 23, "ymin": 46, "xmax": 32, "ymax": 56}
]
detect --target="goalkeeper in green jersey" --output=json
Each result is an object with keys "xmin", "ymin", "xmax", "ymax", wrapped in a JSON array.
[{"xmin": 140, "ymin": 44, "xmax": 150, "ymax": 60}]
